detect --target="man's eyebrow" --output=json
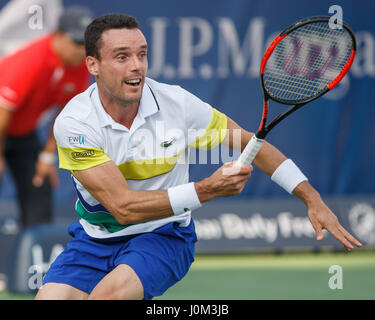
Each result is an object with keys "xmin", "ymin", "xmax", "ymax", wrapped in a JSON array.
[{"xmin": 112, "ymin": 44, "xmax": 148, "ymax": 53}]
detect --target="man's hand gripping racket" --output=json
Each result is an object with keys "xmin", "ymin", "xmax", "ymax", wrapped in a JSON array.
[{"xmin": 234, "ymin": 16, "xmax": 362, "ymax": 251}]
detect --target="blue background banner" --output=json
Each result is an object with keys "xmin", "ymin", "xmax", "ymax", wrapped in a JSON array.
[{"xmin": 0, "ymin": 0, "xmax": 374, "ymax": 214}]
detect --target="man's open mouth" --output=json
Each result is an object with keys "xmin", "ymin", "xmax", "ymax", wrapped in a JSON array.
[{"xmin": 124, "ymin": 79, "xmax": 142, "ymax": 87}]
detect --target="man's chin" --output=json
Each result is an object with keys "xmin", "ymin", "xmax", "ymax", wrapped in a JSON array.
[
  {"xmin": 116, "ymin": 94, "xmax": 142, "ymax": 106},
  {"xmin": 122, "ymin": 84, "xmax": 144, "ymax": 104}
]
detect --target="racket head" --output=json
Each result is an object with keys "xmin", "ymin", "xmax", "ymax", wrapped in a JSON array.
[{"xmin": 260, "ymin": 16, "xmax": 356, "ymax": 105}]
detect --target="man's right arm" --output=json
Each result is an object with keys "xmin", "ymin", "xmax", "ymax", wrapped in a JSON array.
[{"xmin": 73, "ymin": 160, "xmax": 252, "ymax": 225}]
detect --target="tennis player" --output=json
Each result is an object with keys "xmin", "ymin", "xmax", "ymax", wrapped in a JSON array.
[{"xmin": 36, "ymin": 14, "xmax": 361, "ymax": 300}]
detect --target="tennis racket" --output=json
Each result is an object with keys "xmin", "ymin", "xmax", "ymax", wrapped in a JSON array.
[{"xmin": 235, "ymin": 16, "xmax": 356, "ymax": 166}]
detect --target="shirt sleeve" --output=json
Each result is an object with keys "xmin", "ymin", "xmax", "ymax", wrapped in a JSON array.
[
  {"xmin": 54, "ymin": 115, "xmax": 111, "ymax": 171},
  {"xmin": 182, "ymin": 88, "xmax": 228, "ymax": 150}
]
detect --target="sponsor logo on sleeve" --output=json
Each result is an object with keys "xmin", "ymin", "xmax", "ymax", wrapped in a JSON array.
[
  {"xmin": 68, "ymin": 135, "xmax": 86, "ymax": 145},
  {"xmin": 71, "ymin": 149, "xmax": 95, "ymax": 159}
]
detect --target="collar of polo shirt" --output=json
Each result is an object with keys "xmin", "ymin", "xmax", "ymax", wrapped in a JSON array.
[{"xmin": 90, "ymin": 79, "xmax": 160, "ymax": 132}]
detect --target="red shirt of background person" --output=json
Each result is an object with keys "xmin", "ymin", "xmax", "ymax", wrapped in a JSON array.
[{"xmin": 0, "ymin": 34, "xmax": 89, "ymax": 137}]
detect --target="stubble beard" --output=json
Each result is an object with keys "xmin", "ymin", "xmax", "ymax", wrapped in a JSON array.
[{"xmin": 99, "ymin": 77, "xmax": 144, "ymax": 108}]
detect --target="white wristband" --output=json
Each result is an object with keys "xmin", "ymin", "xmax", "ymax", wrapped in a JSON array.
[
  {"xmin": 271, "ymin": 159, "xmax": 308, "ymax": 194},
  {"xmin": 168, "ymin": 182, "xmax": 202, "ymax": 215},
  {"xmin": 38, "ymin": 151, "xmax": 57, "ymax": 165}
]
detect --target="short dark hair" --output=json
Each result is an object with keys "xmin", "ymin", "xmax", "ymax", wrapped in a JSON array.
[{"xmin": 84, "ymin": 13, "xmax": 140, "ymax": 59}]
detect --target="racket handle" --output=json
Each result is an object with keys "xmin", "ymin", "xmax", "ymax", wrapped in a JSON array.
[{"xmin": 235, "ymin": 135, "xmax": 264, "ymax": 166}]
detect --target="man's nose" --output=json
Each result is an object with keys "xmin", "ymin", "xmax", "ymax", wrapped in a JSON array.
[{"xmin": 129, "ymin": 55, "xmax": 142, "ymax": 71}]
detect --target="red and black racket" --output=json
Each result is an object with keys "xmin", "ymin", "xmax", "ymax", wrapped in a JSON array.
[{"xmin": 235, "ymin": 16, "xmax": 356, "ymax": 166}]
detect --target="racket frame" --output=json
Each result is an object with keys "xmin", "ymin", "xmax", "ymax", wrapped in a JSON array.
[
  {"xmin": 235, "ymin": 16, "xmax": 356, "ymax": 166},
  {"xmin": 257, "ymin": 16, "xmax": 356, "ymax": 140}
]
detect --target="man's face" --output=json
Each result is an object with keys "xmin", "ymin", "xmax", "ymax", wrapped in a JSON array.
[{"xmin": 88, "ymin": 28, "xmax": 148, "ymax": 106}]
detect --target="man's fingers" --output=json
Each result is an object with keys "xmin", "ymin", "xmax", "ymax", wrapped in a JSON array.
[
  {"xmin": 309, "ymin": 202, "xmax": 362, "ymax": 251},
  {"xmin": 308, "ymin": 216, "xmax": 324, "ymax": 242},
  {"xmin": 313, "ymin": 218, "xmax": 361, "ymax": 251},
  {"xmin": 337, "ymin": 224, "xmax": 362, "ymax": 248},
  {"xmin": 223, "ymin": 162, "xmax": 252, "ymax": 176},
  {"xmin": 328, "ymin": 226, "xmax": 354, "ymax": 251},
  {"xmin": 315, "ymin": 227, "xmax": 324, "ymax": 241}
]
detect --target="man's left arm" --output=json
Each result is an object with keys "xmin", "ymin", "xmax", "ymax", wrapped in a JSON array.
[{"xmin": 223, "ymin": 116, "xmax": 362, "ymax": 251}]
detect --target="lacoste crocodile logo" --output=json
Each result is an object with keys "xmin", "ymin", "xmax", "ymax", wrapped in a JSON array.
[{"xmin": 160, "ymin": 137, "xmax": 176, "ymax": 148}]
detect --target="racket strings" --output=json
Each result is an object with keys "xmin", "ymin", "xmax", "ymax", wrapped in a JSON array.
[{"xmin": 264, "ymin": 21, "xmax": 353, "ymax": 103}]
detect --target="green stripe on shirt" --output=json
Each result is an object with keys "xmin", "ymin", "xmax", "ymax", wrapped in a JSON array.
[{"xmin": 75, "ymin": 200, "xmax": 132, "ymax": 233}]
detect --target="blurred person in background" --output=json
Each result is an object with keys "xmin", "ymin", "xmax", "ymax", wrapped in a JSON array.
[{"xmin": 0, "ymin": 5, "xmax": 94, "ymax": 228}]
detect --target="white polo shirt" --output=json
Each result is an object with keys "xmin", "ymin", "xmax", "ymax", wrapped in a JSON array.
[{"xmin": 54, "ymin": 77, "xmax": 227, "ymax": 238}]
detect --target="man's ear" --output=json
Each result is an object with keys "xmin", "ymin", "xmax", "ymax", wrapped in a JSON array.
[{"xmin": 86, "ymin": 56, "xmax": 99, "ymax": 76}]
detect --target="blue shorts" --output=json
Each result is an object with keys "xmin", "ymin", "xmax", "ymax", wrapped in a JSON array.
[{"xmin": 43, "ymin": 220, "xmax": 197, "ymax": 299}]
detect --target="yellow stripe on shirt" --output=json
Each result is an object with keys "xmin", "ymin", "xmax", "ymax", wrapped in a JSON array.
[
  {"xmin": 57, "ymin": 145, "xmax": 111, "ymax": 171},
  {"xmin": 191, "ymin": 107, "xmax": 228, "ymax": 150},
  {"xmin": 118, "ymin": 154, "xmax": 179, "ymax": 180}
]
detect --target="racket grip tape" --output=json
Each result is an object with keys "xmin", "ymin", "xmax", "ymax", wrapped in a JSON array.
[{"xmin": 235, "ymin": 135, "xmax": 264, "ymax": 166}]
